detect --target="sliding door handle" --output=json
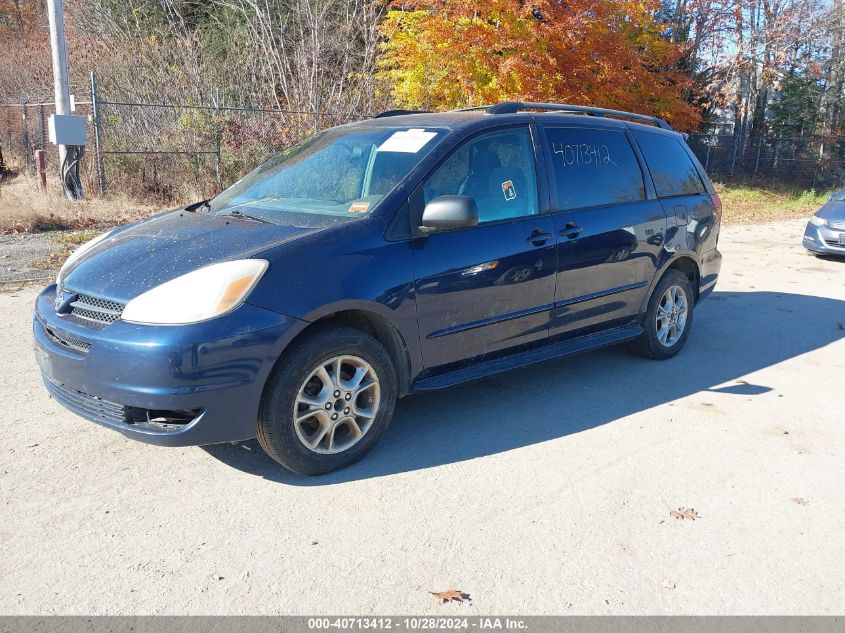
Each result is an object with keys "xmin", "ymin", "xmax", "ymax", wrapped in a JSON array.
[
  {"xmin": 559, "ymin": 222, "xmax": 584, "ymax": 239},
  {"xmin": 526, "ymin": 229, "xmax": 553, "ymax": 246}
]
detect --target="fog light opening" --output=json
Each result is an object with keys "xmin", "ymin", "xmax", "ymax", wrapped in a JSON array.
[{"xmin": 124, "ymin": 407, "xmax": 202, "ymax": 430}]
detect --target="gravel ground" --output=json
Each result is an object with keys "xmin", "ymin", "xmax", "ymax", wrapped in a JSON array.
[
  {"xmin": 0, "ymin": 233, "xmax": 63, "ymax": 285},
  {"xmin": 1, "ymin": 218, "xmax": 843, "ymax": 615}
]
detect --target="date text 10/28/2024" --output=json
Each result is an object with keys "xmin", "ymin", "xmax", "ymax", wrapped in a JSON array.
[{"xmin": 308, "ymin": 617, "xmax": 529, "ymax": 630}]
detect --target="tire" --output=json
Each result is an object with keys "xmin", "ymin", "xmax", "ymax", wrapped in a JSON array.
[
  {"xmin": 629, "ymin": 269, "xmax": 695, "ymax": 360},
  {"xmin": 257, "ymin": 324, "xmax": 397, "ymax": 475}
]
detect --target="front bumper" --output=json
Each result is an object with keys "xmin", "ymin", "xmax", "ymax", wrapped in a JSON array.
[
  {"xmin": 33, "ymin": 285, "xmax": 302, "ymax": 447},
  {"xmin": 803, "ymin": 223, "xmax": 845, "ymax": 255}
]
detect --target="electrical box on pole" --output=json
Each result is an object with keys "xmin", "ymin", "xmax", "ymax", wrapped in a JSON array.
[{"xmin": 48, "ymin": 114, "xmax": 86, "ymax": 146}]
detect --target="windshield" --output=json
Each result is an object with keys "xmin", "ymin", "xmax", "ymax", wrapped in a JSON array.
[
  {"xmin": 209, "ymin": 126, "xmax": 446, "ymax": 225},
  {"xmin": 830, "ymin": 189, "xmax": 845, "ymax": 201}
]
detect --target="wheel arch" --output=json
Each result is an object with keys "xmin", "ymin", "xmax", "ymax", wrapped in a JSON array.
[
  {"xmin": 666, "ymin": 255, "xmax": 701, "ymax": 303},
  {"xmin": 273, "ymin": 302, "xmax": 414, "ymax": 397},
  {"xmin": 640, "ymin": 253, "xmax": 701, "ymax": 313}
]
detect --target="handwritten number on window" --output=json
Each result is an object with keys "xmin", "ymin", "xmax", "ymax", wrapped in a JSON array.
[{"xmin": 552, "ymin": 143, "xmax": 617, "ymax": 168}]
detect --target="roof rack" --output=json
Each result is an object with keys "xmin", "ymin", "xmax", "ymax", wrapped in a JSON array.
[
  {"xmin": 458, "ymin": 101, "xmax": 673, "ymax": 130},
  {"xmin": 374, "ymin": 109, "xmax": 431, "ymax": 118}
]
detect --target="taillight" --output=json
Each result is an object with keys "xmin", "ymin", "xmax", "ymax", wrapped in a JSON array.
[{"xmin": 710, "ymin": 192, "xmax": 722, "ymax": 221}]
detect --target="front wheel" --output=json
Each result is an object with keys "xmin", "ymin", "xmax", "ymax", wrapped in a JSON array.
[
  {"xmin": 629, "ymin": 269, "xmax": 695, "ymax": 360},
  {"xmin": 257, "ymin": 325, "xmax": 397, "ymax": 475}
]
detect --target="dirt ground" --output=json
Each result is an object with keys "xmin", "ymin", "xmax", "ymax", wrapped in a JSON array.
[{"xmin": 1, "ymin": 218, "xmax": 843, "ymax": 615}]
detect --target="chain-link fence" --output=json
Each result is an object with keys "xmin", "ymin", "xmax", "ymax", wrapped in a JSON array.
[
  {"xmin": 1, "ymin": 73, "xmax": 363, "ymax": 202},
  {"xmin": 687, "ymin": 132, "xmax": 845, "ymax": 189},
  {"xmin": 3, "ymin": 83, "xmax": 845, "ymax": 199}
]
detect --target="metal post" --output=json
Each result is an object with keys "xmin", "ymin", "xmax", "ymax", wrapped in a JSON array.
[
  {"xmin": 5, "ymin": 107, "xmax": 11, "ymax": 158},
  {"xmin": 21, "ymin": 103, "xmax": 30, "ymax": 173},
  {"xmin": 705, "ymin": 145, "xmax": 711, "ymax": 170},
  {"xmin": 35, "ymin": 149, "xmax": 47, "ymax": 190},
  {"xmin": 89, "ymin": 71, "xmax": 105, "ymax": 194},
  {"xmin": 38, "ymin": 104, "xmax": 46, "ymax": 150},
  {"xmin": 730, "ymin": 134, "xmax": 738, "ymax": 174},
  {"xmin": 212, "ymin": 87, "xmax": 222, "ymax": 189},
  {"xmin": 46, "ymin": 0, "xmax": 72, "ymax": 173},
  {"xmin": 215, "ymin": 128, "xmax": 222, "ymax": 188}
]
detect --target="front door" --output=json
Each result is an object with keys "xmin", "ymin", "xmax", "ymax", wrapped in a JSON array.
[
  {"xmin": 540, "ymin": 125, "xmax": 667, "ymax": 338},
  {"xmin": 411, "ymin": 126, "xmax": 557, "ymax": 369}
]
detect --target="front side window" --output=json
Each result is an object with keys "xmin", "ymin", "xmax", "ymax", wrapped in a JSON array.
[
  {"xmin": 209, "ymin": 126, "xmax": 446, "ymax": 225},
  {"xmin": 423, "ymin": 127, "xmax": 539, "ymax": 223},
  {"xmin": 633, "ymin": 131, "xmax": 706, "ymax": 198},
  {"xmin": 545, "ymin": 127, "xmax": 645, "ymax": 211}
]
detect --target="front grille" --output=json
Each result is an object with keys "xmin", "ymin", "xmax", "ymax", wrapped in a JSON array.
[
  {"xmin": 829, "ymin": 220, "xmax": 845, "ymax": 230},
  {"xmin": 44, "ymin": 378, "xmax": 127, "ymax": 426},
  {"xmin": 44, "ymin": 325, "xmax": 92, "ymax": 354},
  {"xmin": 823, "ymin": 239, "xmax": 845, "ymax": 248},
  {"xmin": 68, "ymin": 293, "xmax": 125, "ymax": 324}
]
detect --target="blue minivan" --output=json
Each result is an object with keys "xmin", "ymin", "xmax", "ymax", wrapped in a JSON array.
[{"xmin": 34, "ymin": 102, "xmax": 722, "ymax": 474}]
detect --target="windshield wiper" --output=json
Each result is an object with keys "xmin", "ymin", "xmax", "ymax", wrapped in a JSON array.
[{"xmin": 226, "ymin": 209, "xmax": 271, "ymax": 224}]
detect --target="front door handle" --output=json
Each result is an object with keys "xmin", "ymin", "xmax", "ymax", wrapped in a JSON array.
[
  {"xmin": 526, "ymin": 229, "xmax": 553, "ymax": 246},
  {"xmin": 559, "ymin": 222, "xmax": 584, "ymax": 239}
]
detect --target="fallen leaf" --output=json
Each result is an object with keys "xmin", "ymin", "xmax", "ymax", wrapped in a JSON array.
[
  {"xmin": 790, "ymin": 497, "xmax": 809, "ymax": 506},
  {"xmin": 670, "ymin": 507, "xmax": 700, "ymax": 520},
  {"xmin": 430, "ymin": 589, "xmax": 471, "ymax": 604},
  {"xmin": 837, "ymin": 323, "xmax": 844, "ymax": 330}
]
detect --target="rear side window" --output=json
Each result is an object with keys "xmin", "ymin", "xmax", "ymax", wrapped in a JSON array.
[
  {"xmin": 633, "ymin": 131, "xmax": 705, "ymax": 198},
  {"xmin": 545, "ymin": 127, "xmax": 645, "ymax": 211}
]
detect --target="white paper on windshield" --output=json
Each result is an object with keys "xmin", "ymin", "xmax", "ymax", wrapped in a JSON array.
[{"xmin": 377, "ymin": 129, "xmax": 437, "ymax": 153}]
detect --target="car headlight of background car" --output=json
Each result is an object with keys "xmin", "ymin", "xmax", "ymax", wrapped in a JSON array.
[
  {"xmin": 809, "ymin": 215, "xmax": 828, "ymax": 227},
  {"xmin": 56, "ymin": 230, "xmax": 113, "ymax": 287},
  {"xmin": 121, "ymin": 259, "xmax": 269, "ymax": 325}
]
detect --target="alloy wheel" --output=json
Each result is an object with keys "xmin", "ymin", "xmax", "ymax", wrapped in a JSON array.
[
  {"xmin": 293, "ymin": 355, "xmax": 381, "ymax": 454},
  {"xmin": 655, "ymin": 285, "xmax": 688, "ymax": 347}
]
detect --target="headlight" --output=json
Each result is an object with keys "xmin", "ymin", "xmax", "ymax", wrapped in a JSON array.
[
  {"xmin": 121, "ymin": 259, "xmax": 268, "ymax": 325},
  {"xmin": 809, "ymin": 215, "xmax": 827, "ymax": 227},
  {"xmin": 56, "ymin": 230, "xmax": 113, "ymax": 286}
]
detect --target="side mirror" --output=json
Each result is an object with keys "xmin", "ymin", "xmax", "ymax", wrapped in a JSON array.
[{"xmin": 421, "ymin": 195, "xmax": 479, "ymax": 232}]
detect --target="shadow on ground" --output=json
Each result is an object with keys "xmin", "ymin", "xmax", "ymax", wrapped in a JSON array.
[{"xmin": 203, "ymin": 290, "xmax": 845, "ymax": 485}]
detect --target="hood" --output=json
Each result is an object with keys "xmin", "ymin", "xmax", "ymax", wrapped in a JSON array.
[
  {"xmin": 816, "ymin": 200, "xmax": 845, "ymax": 220},
  {"xmin": 61, "ymin": 210, "xmax": 319, "ymax": 302}
]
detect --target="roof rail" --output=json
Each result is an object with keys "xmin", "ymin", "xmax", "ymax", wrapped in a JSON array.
[
  {"xmin": 374, "ymin": 109, "xmax": 431, "ymax": 118},
  {"xmin": 460, "ymin": 102, "xmax": 673, "ymax": 130}
]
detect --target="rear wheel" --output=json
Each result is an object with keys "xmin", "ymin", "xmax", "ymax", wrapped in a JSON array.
[
  {"xmin": 257, "ymin": 325, "xmax": 397, "ymax": 475},
  {"xmin": 629, "ymin": 269, "xmax": 694, "ymax": 360}
]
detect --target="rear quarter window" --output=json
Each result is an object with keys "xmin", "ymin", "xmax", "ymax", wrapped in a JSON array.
[
  {"xmin": 633, "ymin": 131, "xmax": 706, "ymax": 198},
  {"xmin": 544, "ymin": 127, "xmax": 645, "ymax": 211}
]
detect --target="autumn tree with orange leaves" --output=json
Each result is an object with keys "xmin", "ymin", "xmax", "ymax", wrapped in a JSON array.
[{"xmin": 378, "ymin": 0, "xmax": 701, "ymax": 131}]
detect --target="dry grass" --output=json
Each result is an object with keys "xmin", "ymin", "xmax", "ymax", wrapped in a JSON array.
[
  {"xmin": 716, "ymin": 180, "xmax": 832, "ymax": 224},
  {"xmin": 0, "ymin": 173, "xmax": 160, "ymax": 234}
]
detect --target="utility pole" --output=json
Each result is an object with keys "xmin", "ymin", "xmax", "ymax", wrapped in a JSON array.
[{"xmin": 46, "ymin": 0, "xmax": 71, "ymax": 172}]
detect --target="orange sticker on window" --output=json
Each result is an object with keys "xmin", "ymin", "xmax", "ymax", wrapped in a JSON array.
[
  {"xmin": 501, "ymin": 180, "xmax": 516, "ymax": 201},
  {"xmin": 348, "ymin": 201, "xmax": 370, "ymax": 213}
]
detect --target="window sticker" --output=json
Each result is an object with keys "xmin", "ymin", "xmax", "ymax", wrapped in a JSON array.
[
  {"xmin": 501, "ymin": 180, "xmax": 517, "ymax": 201},
  {"xmin": 377, "ymin": 129, "xmax": 437, "ymax": 153},
  {"xmin": 348, "ymin": 201, "xmax": 370, "ymax": 213}
]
